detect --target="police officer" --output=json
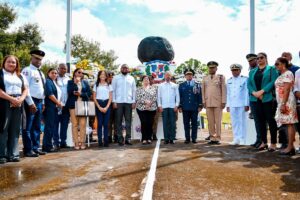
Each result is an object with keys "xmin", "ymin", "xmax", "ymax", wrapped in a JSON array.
[
  {"xmin": 226, "ymin": 64, "xmax": 249, "ymax": 145},
  {"xmin": 179, "ymin": 69, "xmax": 202, "ymax": 143},
  {"xmin": 22, "ymin": 50, "xmax": 46, "ymax": 157},
  {"xmin": 246, "ymin": 53, "xmax": 258, "ymax": 70},
  {"xmin": 202, "ymin": 61, "xmax": 226, "ymax": 145}
]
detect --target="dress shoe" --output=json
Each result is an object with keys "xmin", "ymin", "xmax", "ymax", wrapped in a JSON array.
[
  {"xmin": 125, "ymin": 140, "xmax": 133, "ymax": 145},
  {"xmin": 279, "ymin": 144, "xmax": 288, "ymax": 150},
  {"xmin": 119, "ymin": 142, "xmax": 124, "ymax": 146},
  {"xmin": 268, "ymin": 148, "xmax": 276, "ymax": 152},
  {"xmin": 208, "ymin": 140, "xmax": 220, "ymax": 145},
  {"xmin": 170, "ymin": 140, "xmax": 175, "ymax": 144},
  {"xmin": 53, "ymin": 145, "xmax": 60, "ymax": 151},
  {"xmin": 184, "ymin": 140, "xmax": 190, "ymax": 144},
  {"xmin": 205, "ymin": 136, "xmax": 211, "ymax": 141},
  {"xmin": 34, "ymin": 150, "xmax": 46, "ymax": 155},
  {"xmin": 7, "ymin": 157, "xmax": 20, "ymax": 162},
  {"xmin": 42, "ymin": 148, "xmax": 57, "ymax": 153},
  {"xmin": 104, "ymin": 143, "xmax": 109, "ymax": 147},
  {"xmin": 192, "ymin": 140, "xmax": 197, "ymax": 144},
  {"xmin": 60, "ymin": 144, "xmax": 70, "ymax": 148},
  {"xmin": 24, "ymin": 151, "xmax": 39, "ymax": 157},
  {"xmin": 164, "ymin": 140, "xmax": 169, "ymax": 144},
  {"xmin": 152, "ymin": 135, "xmax": 158, "ymax": 141},
  {"xmin": 0, "ymin": 158, "xmax": 7, "ymax": 164},
  {"xmin": 279, "ymin": 148, "xmax": 296, "ymax": 156},
  {"xmin": 98, "ymin": 143, "xmax": 103, "ymax": 147}
]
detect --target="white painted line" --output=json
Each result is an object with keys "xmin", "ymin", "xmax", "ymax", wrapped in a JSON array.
[{"xmin": 142, "ymin": 138, "xmax": 161, "ymax": 200}]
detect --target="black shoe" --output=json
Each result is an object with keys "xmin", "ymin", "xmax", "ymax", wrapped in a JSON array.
[
  {"xmin": 164, "ymin": 140, "xmax": 169, "ymax": 144},
  {"xmin": 184, "ymin": 140, "xmax": 190, "ymax": 144},
  {"xmin": 208, "ymin": 141, "xmax": 220, "ymax": 145},
  {"xmin": 152, "ymin": 135, "xmax": 158, "ymax": 141},
  {"xmin": 249, "ymin": 112, "xmax": 254, "ymax": 119},
  {"xmin": 24, "ymin": 151, "xmax": 39, "ymax": 157},
  {"xmin": 125, "ymin": 140, "xmax": 133, "ymax": 145},
  {"xmin": 170, "ymin": 140, "xmax": 175, "ymax": 144},
  {"xmin": 7, "ymin": 157, "xmax": 20, "ymax": 162},
  {"xmin": 279, "ymin": 144, "xmax": 288, "ymax": 150},
  {"xmin": 104, "ymin": 143, "xmax": 109, "ymax": 147},
  {"xmin": 0, "ymin": 158, "xmax": 7, "ymax": 164},
  {"xmin": 108, "ymin": 137, "xmax": 113, "ymax": 143},
  {"xmin": 53, "ymin": 145, "xmax": 60, "ymax": 151},
  {"xmin": 34, "ymin": 150, "xmax": 47, "ymax": 155},
  {"xmin": 42, "ymin": 148, "xmax": 57, "ymax": 153},
  {"xmin": 205, "ymin": 136, "xmax": 211, "ymax": 141},
  {"xmin": 119, "ymin": 142, "xmax": 124, "ymax": 146},
  {"xmin": 60, "ymin": 144, "xmax": 70, "ymax": 148},
  {"xmin": 98, "ymin": 143, "xmax": 103, "ymax": 147},
  {"xmin": 279, "ymin": 148, "xmax": 296, "ymax": 156},
  {"xmin": 192, "ymin": 140, "xmax": 197, "ymax": 144}
]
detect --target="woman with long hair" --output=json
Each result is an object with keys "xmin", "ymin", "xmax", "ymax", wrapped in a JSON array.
[
  {"xmin": 42, "ymin": 68, "xmax": 63, "ymax": 152},
  {"xmin": 274, "ymin": 57, "xmax": 298, "ymax": 156},
  {"xmin": 93, "ymin": 70, "xmax": 112, "ymax": 147},
  {"xmin": 247, "ymin": 52, "xmax": 278, "ymax": 151},
  {"xmin": 65, "ymin": 68, "xmax": 92, "ymax": 150},
  {"xmin": 0, "ymin": 55, "xmax": 28, "ymax": 163}
]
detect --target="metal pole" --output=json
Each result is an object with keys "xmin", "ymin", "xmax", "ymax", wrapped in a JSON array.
[
  {"xmin": 250, "ymin": 0, "xmax": 255, "ymax": 53},
  {"xmin": 66, "ymin": 0, "xmax": 72, "ymax": 73}
]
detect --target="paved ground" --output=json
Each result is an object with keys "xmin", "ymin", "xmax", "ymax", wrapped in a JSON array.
[{"xmin": 1, "ymin": 114, "xmax": 300, "ymax": 200}]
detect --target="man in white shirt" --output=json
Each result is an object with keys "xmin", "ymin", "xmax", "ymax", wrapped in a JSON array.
[
  {"xmin": 112, "ymin": 64, "xmax": 136, "ymax": 146},
  {"xmin": 56, "ymin": 63, "xmax": 70, "ymax": 148},
  {"xmin": 226, "ymin": 64, "xmax": 249, "ymax": 145},
  {"xmin": 22, "ymin": 50, "xmax": 46, "ymax": 157},
  {"xmin": 158, "ymin": 71, "xmax": 180, "ymax": 144}
]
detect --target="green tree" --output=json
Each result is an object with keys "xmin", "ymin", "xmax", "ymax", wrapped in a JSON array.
[
  {"xmin": 67, "ymin": 34, "xmax": 118, "ymax": 70},
  {"xmin": 0, "ymin": 3, "xmax": 43, "ymax": 67},
  {"xmin": 175, "ymin": 58, "xmax": 208, "ymax": 75}
]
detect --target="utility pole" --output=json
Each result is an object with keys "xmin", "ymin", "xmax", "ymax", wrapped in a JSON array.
[
  {"xmin": 66, "ymin": 0, "xmax": 72, "ymax": 73},
  {"xmin": 250, "ymin": 0, "xmax": 255, "ymax": 53}
]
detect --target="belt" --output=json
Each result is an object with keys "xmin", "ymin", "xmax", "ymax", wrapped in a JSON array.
[
  {"xmin": 97, "ymin": 99, "xmax": 109, "ymax": 102},
  {"xmin": 32, "ymin": 97, "xmax": 43, "ymax": 102},
  {"xmin": 9, "ymin": 94, "xmax": 21, "ymax": 97}
]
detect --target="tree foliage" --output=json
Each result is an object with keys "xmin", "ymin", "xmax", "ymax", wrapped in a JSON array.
[
  {"xmin": 0, "ymin": 3, "xmax": 43, "ymax": 67},
  {"xmin": 175, "ymin": 58, "xmax": 208, "ymax": 75},
  {"xmin": 68, "ymin": 34, "xmax": 118, "ymax": 71}
]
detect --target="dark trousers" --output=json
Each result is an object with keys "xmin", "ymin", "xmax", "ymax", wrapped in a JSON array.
[
  {"xmin": 115, "ymin": 103, "xmax": 132, "ymax": 142},
  {"xmin": 295, "ymin": 105, "xmax": 300, "ymax": 139},
  {"xmin": 58, "ymin": 106, "xmax": 70, "ymax": 146},
  {"xmin": 137, "ymin": 109, "xmax": 156, "ymax": 141},
  {"xmin": 162, "ymin": 108, "xmax": 176, "ymax": 141},
  {"xmin": 96, "ymin": 100, "xmax": 111, "ymax": 145},
  {"xmin": 22, "ymin": 98, "xmax": 43, "ymax": 153},
  {"xmin": 0, "ymin": 101, "xmax": 21, "ymax": 159},
  {"xmin": 43, "ymin": 107, "xmax": 59, "ymax": 150},
  {"xmin": 108, "ymin": 105, "xmax": 117, "ymax": 139},
  {"xmin": 250, "ymin": 100, "xmax": 277, "ymax": 144},
  {"xmin": 182, "ymin": 110, "xmax": 198, "ymax": 141}
]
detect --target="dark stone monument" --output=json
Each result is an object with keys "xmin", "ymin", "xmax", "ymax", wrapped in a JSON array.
[{"xmin": 137, "ymin": 36, "xmax": 175, "ymax": 63}]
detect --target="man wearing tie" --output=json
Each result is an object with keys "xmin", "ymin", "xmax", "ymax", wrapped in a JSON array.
[
  {"xmin": 202, "ymin": 61, "xmax": 226, "ymax": 145},
  {"xmin": 22, "ymin": 50, "xmax": 46, "ymax": 157},
  {"xmin": 179, "ymin": 69, "xmax": 203, "ymax": 143}
]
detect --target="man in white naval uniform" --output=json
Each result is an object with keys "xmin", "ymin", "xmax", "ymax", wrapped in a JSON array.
[{"xmin": 226, "ymin": 64, "xmax": 249, "ymax": 145}]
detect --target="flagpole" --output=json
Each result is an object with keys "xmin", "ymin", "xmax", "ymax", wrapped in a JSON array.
[
  {"xmin": 250, "ymin": 0, "xmax": 255, "ymax": 53},
  {"xmin": 66, "ymin": 0, "xmax": 72, "ymax": 73}
]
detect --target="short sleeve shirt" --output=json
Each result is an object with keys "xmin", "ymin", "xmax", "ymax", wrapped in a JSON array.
[{"xmin": 93, "ymin": 83, "xmax": 113, "ymax": 100}]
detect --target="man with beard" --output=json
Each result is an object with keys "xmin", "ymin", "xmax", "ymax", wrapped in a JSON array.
[{"xmin": 112, "ymin": 64, "xmax": 136, "ymax": 146}]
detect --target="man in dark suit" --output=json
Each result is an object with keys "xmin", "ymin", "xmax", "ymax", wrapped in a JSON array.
[{"xmin": 179, "ymin": 69, "xmax": 203, "ymax": 143}]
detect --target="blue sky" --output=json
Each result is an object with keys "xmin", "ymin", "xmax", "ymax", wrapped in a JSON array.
[{"xmin": 2, "ymin": 0, "xmax": 300, "ymax": 78}]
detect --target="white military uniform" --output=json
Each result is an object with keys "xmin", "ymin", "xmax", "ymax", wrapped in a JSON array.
[
  {"xmin": 22, "ymin": 64, "xmax": 45, "ymax": 105},
  {"xmin": 226, "ymin": 73, "xmax": 249, "ymax": 145}
]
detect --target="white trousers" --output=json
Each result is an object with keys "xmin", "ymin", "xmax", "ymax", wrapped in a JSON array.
[{"xmin": 230, "ymin": 107, "xmax": 247, "ymax": 143}]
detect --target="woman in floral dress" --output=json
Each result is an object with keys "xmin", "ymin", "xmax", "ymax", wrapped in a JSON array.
[{"xmin": 274, "ymin": 57, "xmax": 298, "ymax": 156}]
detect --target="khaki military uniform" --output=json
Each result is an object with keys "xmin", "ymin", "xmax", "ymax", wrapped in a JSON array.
[{"xmin": 202, "ymin": 74, "xmax": 226, "ymax": 141}]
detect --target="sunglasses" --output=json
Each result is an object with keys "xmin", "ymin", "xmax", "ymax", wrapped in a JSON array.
[{"xmin": 257, "ymin": 56, "xmax": 265, "ymax": 60}]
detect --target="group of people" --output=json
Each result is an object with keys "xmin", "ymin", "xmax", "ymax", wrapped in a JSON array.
[{"xmin": 1, "ymin": 49, "xmax": 300, "ymax": 165}]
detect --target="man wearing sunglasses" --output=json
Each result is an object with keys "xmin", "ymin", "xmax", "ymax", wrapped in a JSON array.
[{"xmin": 226, "ymin": 64, "xmax": 249, "ymax": 145}]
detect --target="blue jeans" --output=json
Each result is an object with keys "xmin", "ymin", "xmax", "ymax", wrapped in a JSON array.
[
  {"xmin": 182, "ymin": 110, "xmax": 198, "ymax": 141},
  {"xmin": 43, "ymin": 107, "xmax": 59, "ymax": 150},
  {"xmin": 22, "ymin": 98, "xmax": 43, "ymax": 153},
  {"xmin": 96, "ymin": 100, "xmax": 110, "ymax": 145},
  {"xmin": 162, "ymin": 108, "xmax": 176, "ymax": 141},
  {"xmin": 58, "ymin": 106, "xmax": 70, "ymax": 146}
]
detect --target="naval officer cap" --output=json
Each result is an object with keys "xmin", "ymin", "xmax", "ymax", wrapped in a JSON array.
[
  {"xmin": 246, "ymin": 53, "xmax": 257, "ymax": 62},
  {"xmin": 30, "ymin": 49, "xmax": 45, "ymax": 60},
  {"xmin": 184, "ymin": 68, "xmax": 195, "ymax": 75},
  {"xmin": 230, "ymin": 63, "xmax": 242, "ymax": 70},
  {"xmin": 207, "ymin": 61, "xmax": 218, "ymax": 68}
]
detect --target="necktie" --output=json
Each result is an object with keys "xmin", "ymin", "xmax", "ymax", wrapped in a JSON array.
[{"xmin": 37, "ymin": 68, "xmax": 45, "ymax": 88}]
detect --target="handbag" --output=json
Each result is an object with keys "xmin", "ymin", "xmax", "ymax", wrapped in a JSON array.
[{"xmin": 75, "ymin": 101, "xmax": 96, "ymax": 116}]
